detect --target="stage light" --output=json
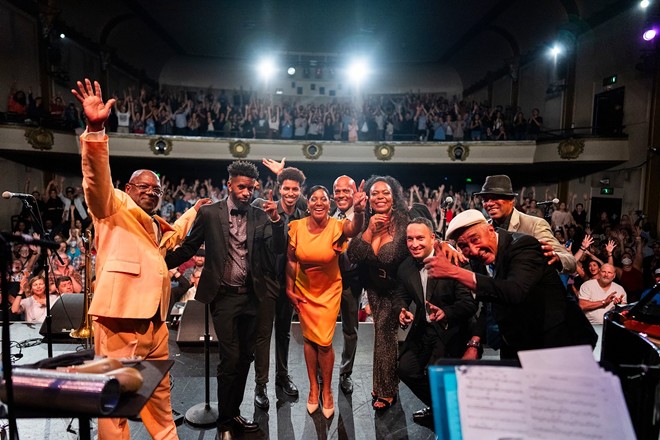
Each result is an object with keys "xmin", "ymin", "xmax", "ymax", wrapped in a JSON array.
[
  {"xmin": 640, "ymin": 0, "xmax": 650, "ymax": 9},
  {"xmin": 550, "ymin": 44, "xmax": 562, "ymax": 57},
  {"xmin": 257, "ymin": 58, "xmax": 276, "ymax": 81},
  {"xmin": 59, "ymin": 33, "xmax": 65, "ymax": 39},
  {"xmin": 643, "ymin": 28, "xmax": 657, "ymax": 41},
  {"xmin": 287, "ymin": 66, "xmax": 296, "ymax": 76},
  {"xmin": 347, "ymin": 59, "xmax": 369, "ymax": 83}
]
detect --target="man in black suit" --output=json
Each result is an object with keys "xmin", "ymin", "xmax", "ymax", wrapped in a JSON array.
[
  {"xmin": 252, "ymin": 166, "xmax": 306, "ymax": 409},
  {"xmin": 425, "ymin": 209, "xmax": 596, "ymax": 360},
  {"xmin": 394, "ymin": 217, "xmax": 477, "ymax": 424},
  {"xmin": 166, "ymin": 161, "xmax": 284, "ymax": 439}
]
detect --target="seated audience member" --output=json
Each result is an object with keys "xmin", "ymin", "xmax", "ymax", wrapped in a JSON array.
[
  {"xmin": 180, "ymin": 268, "xmax": 202, "ymax": 302},
  {"xmin": 182, "ymin": 248, "xmax": 205, "ymax": 281},
  {"xmin": 11, "ymin": 275, "xmax": 59, "ymax": 323},
  {"xmin": 643, "ymin": 241, "xmax": 660, "ymax": 288},
  {"xmin": 395, "ymin": 217, "xmax": 477, "ymax": 425},
  {"xmin": 640, "ymin": 268, "xmax": 660, "ymax": 305},
  {"xmin": 51, "ymin": 252, "xmax": 83, "ymax": 293},
  {"xmin": 579, "ymin": 264, "xmax": 627, "ymax": 325},
  {"xmin": 425, "ymin": 210, "xmax": 596, "ymax": 360},
  {"xmin": 56, "ymin": 275, "xmax": 80, "ymax": 294}
]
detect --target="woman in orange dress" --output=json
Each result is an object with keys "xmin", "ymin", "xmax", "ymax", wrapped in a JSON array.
[{"xmin": 286, "ymin": 184, "xmax": 365, "ymax": 418}]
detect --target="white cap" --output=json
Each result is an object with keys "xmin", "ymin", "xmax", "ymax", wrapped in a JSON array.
[{"xmin": 445, "ymin": 209, "xmax": 488, "ymax": 240}]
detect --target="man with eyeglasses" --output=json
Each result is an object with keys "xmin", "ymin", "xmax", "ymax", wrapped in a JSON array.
[{"xmin": 72, "ymin": 78, "xmax": 209, "ymax": 440}]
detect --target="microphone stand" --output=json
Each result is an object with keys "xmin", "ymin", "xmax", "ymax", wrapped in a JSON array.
[
  {"xmin": 0, "ymin": 234, "xmax": 19, "ymax": 439},
  {"xmin": 184, "ymin": 303, "xmax": 218, "ymax": 427}
]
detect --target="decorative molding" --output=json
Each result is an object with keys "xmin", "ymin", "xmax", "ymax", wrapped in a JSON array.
[
  {"xmin": 557, "ymin": 138, "xmax": 585, "ymax": 159},
  {"xmin": 149, "ymin": 137, "xmax": 173, "ymax": 155},
  {"xmin": 24, "ymin": 127, "xmax": 55, "ymax": 151},
  {"xmin": 374, "ymin": 144, "xmax": 394, "ymax": 161},
  {"xmin": 302, "ymin": 142, "xmax": 323, "ymax": 160},
  {"xmin": 448, "ymin": 143, "xmax": 469, "ymax": 161},
  {"xmin": 229, "ymin": 140, "xmax": 250, "ymax": 158}
]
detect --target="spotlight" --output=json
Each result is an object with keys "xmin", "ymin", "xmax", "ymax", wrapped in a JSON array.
[
  {"xmin": 550, "ymin": 45, "xmax": 562, "ymax": 57},
  {"xmin": 59, "ymin": 33, "xmax": 65, "ymax": 39},
  {"xmin": 643, "ymin": 28, "xmax": 657, "ymax": 41},
  {"xmin": 257, "ymin": 58, "xmax": 276, "ymax": 81},
  {"xmin": 347, "ymin": 59, "xmax": 369, "ymax": 83},
  {"xmin": 287, "ymin": 66, "xmax": 296, "ymax": 76},
  {"xmin": 641, "ymin": 0, "xmax": 650, "ymax": 9}
]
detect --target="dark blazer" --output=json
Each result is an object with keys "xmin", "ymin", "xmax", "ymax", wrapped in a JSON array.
[
  {"xmin": 165, "ymin": 198, "xmax": 285, "ymax": 303},
  {"xmin": 473, "ymin": 229, "xmax": 596, "ymax": 354},
  {"xmin": 393, "ymin": 256, "xmax": 477, "ymax": 355}
]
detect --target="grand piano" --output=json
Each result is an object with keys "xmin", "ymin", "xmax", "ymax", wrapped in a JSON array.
[{"xmin": 601, "ymin": 285, "xmax": 660, "ymax": 440}]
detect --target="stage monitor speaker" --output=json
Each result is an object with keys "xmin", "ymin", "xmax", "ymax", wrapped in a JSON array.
[
  {"xmin": 176, "ymin": 300, "xmax": 217, "ymax": 345},
  {"xmin": 39, "ymin": 294, "xmax": 84, "ymax": 339}
]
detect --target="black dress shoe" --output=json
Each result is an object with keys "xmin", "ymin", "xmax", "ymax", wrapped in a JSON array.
[
  {"xmin": 275, "ymin": 375, "xmax": 299, "ymax": 396},
  {"xmin": 339, "ymin": 374, "xmax": 354, "ymax": 394},
  {"xmin": 232, "ymin": 415, "xmax": 259, "ymax": 432},
  {"xmin": 412, "ymin": 406, "xmax": 433, "ymax": 424},
  {"xmin": 254, "ymin": 383, "xmax": 270, "ymax": 409}
]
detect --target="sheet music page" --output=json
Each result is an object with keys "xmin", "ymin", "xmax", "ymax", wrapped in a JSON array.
[
  {"xmin": 524, "ymin": 371, "xmax": 633, "ymax": 440},
  {"xmin": 518, "ymin": 345, "xmax": 600, "ymax": 374},
  {"xmin": 456, "ymin": 365, "xmax": 529, "ymax": 440}
]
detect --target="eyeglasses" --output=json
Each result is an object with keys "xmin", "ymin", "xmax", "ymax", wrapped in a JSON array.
[{"xmin": 129, "ymin": 183, "xmax": 163, "ymax": 197}]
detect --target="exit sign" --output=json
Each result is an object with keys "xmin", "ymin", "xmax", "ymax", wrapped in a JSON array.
[
  {"xmin": 603, "ymin": 75, "xmax": 617, "ymax": 87},
  {"xmin": 600, "ymin": 187, "xmax": 614, "ymax": 195}
]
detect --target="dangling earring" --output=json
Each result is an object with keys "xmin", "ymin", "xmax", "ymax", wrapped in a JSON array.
[{"xmin": 369, "ymin": 205, "xmax": 373, "ymax": 215}]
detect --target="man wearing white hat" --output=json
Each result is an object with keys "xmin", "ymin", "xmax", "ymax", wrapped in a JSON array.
[{"xmin": 425, "ymin": 209, "xmax": 596, "ymax": 359}]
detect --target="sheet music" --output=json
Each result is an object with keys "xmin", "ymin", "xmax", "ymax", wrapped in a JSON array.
[
  {"xmin": 455, "ymin": 346, "xmax": 637, "ymax": 440},
  {"xmin": 457, "ymin": 366, "xmax": 529, "ymax": 440}
]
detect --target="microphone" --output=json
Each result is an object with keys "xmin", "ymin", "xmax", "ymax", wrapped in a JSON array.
[
  {"xmin": 441, "ymin": 196, "xmax": 454, "ymax": 209},
  {"xmin": 536, "ymin": 198, "xmax": 560, "ymax": 206},
  {"xmin": 250, "ymin": 197, "xmax": 268, "ymax": 211},
  {"xmin": 2, "ymin": 191, "xmax": 35, "ymax": 200}
]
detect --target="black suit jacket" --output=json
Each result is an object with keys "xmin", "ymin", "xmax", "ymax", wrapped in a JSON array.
[
  {"xmin": 394, "ymin": 256, "xmax": 477, "ymax": 354},
  {"xmin": 472, "ymin": 229, "xmax": 596, "ymax": 353},
  {"xmin": 165, "ymin": 198, "xmax": 285, "ymax": 303}
]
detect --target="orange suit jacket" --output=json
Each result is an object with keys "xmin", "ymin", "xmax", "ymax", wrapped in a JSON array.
[{"xmin": 81, "ymin": 133, "xmax": 197, "ymax": 321}]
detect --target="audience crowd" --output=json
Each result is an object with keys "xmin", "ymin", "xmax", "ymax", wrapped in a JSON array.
[{"xmin": 6, "ymin": 82, "xmax": 545, "ymax": 142}]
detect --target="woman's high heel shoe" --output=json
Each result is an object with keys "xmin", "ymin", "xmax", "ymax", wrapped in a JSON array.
[
  {"xmin": 307, "ymin": 401, "xmax": 319, "ymax": 414},
  {"xmin": 321, "ymin": 392, "xmax": 334, "ymax": 418}
]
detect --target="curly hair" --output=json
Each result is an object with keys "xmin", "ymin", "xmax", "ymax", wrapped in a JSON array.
[
  {"xmin": 307, "ymin": 185, "xmax": 330, "ymax": 200},
  {"xmin": 363, "ymin": 175, "xmax": 409, "ymax": 231},
  {"xmin": 227, "ymin": 160, "xmax": 259, "ymax": 180},
  {"xmin": 277, "ymin": 167, "xmax": 306, "ymax": 185}
]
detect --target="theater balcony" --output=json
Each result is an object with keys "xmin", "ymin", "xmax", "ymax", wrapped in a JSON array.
[{"xmin": 0, "ymin": 123, "xmax": 628, "ymax": 185}]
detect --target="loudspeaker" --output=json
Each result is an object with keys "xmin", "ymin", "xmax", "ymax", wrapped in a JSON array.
[
  {"xmin": 39, "ymin": 294, "xmax": 84, "ymax": 339},
  {"xmin": 176, "ymin": 300, "xmax": 217, "ymax": 345}
]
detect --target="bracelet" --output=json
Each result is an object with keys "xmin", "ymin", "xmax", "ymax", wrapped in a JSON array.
[
  {"xmin": 579, "ymin": 247, "xmax": 586, "ymax": 251},
  {"xmin": 466, "ymin": 340, "xmax": 481, "ymax": 349}
]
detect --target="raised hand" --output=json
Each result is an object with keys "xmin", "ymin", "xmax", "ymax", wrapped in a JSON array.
[
  {"xmin": 71, "ymin": 79, "xmax": 116, "ymax": 132},
  {"xmin": 262, "ymin": 157, "xmax": 286, "ymax": 175},
  {"xmin": 353, "ymin": 179, "xmax": 367, "ymax": 213},
  {"xmin": 262, "ymin": 190, "xmax": 280, "ymax": 222},
  {"xmin": 605, "ymin": 240, "xmax": 617, "ymax": 254}
]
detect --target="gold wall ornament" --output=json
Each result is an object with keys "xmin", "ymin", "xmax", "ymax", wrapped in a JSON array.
[
  {"xmin": 448, "ymin": 143, "xmax": 469, "ymax": 161},
  {"xmin": 557, "ymin": 138, "xmax": 585, "ymax": 159},
  {"xmin": 25, "ymin": 127, "xmax": 55, "ymax": 150},
  {"xmin": 374, "ymin": 144, "xmax": 394, "ymax": 161},
  {"xmin": 229, "ymin": 140, "xmax": 250, "ymax": 158},
  {"xmin": 149, "ymin": 137, "xmax": 172, "ymax": 155},
  {"xmin": 302, "ymin": 142, "xmax": 323, "ymax": 160}
]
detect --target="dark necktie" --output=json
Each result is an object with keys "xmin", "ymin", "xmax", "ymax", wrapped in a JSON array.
[{"xmin": 337, "ymin": 211, "xmax": 346, "ymax": 220}]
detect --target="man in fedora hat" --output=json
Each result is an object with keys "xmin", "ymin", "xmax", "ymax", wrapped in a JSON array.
[
  {"xmin": 474, "ymin": 175, "xmax": 575, "ymax": 274},
  {"xmin": 425, "ymin": 210, "xmax": 596, "ymax": 359}
]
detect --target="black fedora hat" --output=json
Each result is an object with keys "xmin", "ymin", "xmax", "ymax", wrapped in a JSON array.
[{"xmin": 474, "ymin": 175, "xmax": 518, "ymax": 197}]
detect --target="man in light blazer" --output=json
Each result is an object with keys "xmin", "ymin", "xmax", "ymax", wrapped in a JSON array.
[
  {"xmin": 73, "ymin": 79, "xmax": 208, "ymax": 439},
  {"xmin": 475, "ymin": 175, "xmax": 576, "ymax": 274},
  {"xmin": 165, "ymin": 161, "xmax": 284, "ymax": 439},
  {"xmin": 394, "ymin": 217, "xmax": 477, "ymax": 424}
]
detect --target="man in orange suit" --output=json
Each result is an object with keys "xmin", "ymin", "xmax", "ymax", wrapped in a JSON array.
[{"xmin": 72, "ymin": 78, "xmax": 209, "ymax": 440}]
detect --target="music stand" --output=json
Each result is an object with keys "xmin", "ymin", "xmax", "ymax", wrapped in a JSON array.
[{"xmin": 184, "ymin": 303, "xmax": 218, "ymax": 427}]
